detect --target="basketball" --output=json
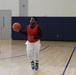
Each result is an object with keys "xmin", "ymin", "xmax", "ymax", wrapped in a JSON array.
[{"xmin": 12, "ymin": 22, "xmax": 21, "ymax": 32}]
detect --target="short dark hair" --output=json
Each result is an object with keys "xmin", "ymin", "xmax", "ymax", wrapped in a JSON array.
[{"xmin": 32, "ymin": 17, "xmax": 38, "ymax": 21}]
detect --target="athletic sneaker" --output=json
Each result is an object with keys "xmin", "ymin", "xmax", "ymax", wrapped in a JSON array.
[
  {"xmin": 35, "ymin": 60, "xmax": 39, "ymax": 70},
  {"xmin": 31, "ymin": 61, "xmax": 34, "ymax": 70}
]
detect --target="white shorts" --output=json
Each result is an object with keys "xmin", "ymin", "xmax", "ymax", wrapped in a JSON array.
[{"xmin": 25, "ymin": 40, "xmax": 41, "ymax": 60}]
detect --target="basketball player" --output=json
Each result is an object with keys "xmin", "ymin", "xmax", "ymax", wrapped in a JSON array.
[{"xmin": 19, "ymin": 17, "xmax": 42, "ymax": 70}]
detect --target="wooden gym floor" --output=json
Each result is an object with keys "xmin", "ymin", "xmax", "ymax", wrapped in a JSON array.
[{"xmin": 0, "ymin": 40, "xmax": 76, "ymax": 75}]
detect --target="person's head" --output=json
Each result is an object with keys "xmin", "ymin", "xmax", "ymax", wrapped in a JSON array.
[{"xmin": 30, "ymin": 17, "xmax": 37, "ymax": 25}]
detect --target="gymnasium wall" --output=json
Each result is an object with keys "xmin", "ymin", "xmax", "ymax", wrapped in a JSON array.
[
  {"xmin": 0, "ymin": 0, "xmax": 76, "ymax": 16},
  {"xmin": 0, "ymin": 0, "xmax": 19, "ymax": 16},
  {"xmin": 28, "ymin": 0, "xmax": 76, "ymax": 16},
  {"xmin": 1, "ymin": 0, "xmax": 76, "ymax": 41},
  {"xmin": 12, "ymin": 17, "xmax": 76, "ymax": 41}
]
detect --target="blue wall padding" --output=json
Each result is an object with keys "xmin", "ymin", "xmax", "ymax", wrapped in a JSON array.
[{"xmin": 12, "ymin": 17, "xmax": 76, "ymax": 41}]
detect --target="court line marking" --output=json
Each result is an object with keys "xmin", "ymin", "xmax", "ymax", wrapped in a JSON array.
[
  {"xmin": 0, "ymin": 45, "xmax": 49, "ymax": 60},
  {"xmin": 62, "ymin": 47, "xmax": 76, "ymax": 75},
  {"xmin": 40, "ymin": 45, "xmax": 49, "ymax": 52}
]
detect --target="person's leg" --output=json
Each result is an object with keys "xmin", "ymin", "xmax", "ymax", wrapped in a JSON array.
[
  {"xmin": 26, "ymin": 44, "xmax": 35, "ymax": 70},
  {"xmin": 34, "ymin": 40, "xmax": 41, "ymax": 70},
  {"xmin": 34, "ymin": 47, "xmax": 40, "ymax": 70}
]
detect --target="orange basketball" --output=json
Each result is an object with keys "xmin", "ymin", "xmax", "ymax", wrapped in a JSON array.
[{"xmin": 12, "ymin": 22, "xmax": 21, "ymax": 32}]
